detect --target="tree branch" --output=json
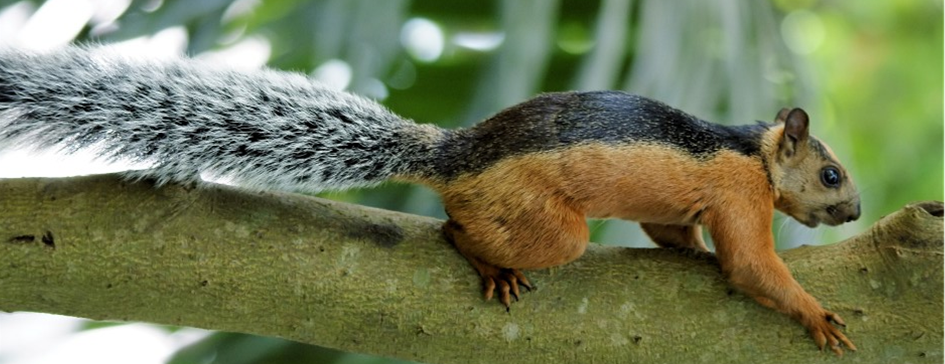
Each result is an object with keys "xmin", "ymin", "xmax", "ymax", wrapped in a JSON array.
[{"xmin": 1, "ymin": 174, "xmax": 941, "ymax": 363}]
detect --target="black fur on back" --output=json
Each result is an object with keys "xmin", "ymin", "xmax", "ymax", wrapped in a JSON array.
[{"xmin": 435, "ymin": 91, "xmax": 770, "ymax": 179}]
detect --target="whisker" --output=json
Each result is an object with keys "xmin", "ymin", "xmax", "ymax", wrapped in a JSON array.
[
  {"xmin": 587, "ymin": 219, "xmax": 605, "ymax": 235},
  {"xmin": 776, "ymin": 216, "xmax": 791, "ymax": 242}
]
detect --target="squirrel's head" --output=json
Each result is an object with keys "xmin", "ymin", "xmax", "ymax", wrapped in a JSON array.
[{"xmin": 767, "ymin": 108, "xmax": 860, "ymax": 228}]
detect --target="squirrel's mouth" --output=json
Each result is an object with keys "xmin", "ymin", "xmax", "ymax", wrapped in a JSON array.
[
  {"xmin": 775, "ymin": 206, "xmax": 821, "ymax": 228},
  {"xmin": 807, "ymin": 210, "xmax": 849, "ymax": 227},
  {"xmin": 800, "ymin": 214, "xmax": 820, "ymax": 228}
]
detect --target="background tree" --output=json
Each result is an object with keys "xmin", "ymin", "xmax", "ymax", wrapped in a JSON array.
[{"xmin": 0, "ymin": 0, "xmax": 941, "ymax": 363}]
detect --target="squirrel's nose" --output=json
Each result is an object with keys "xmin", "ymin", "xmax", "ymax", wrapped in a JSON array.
[
  {"xmin": 846, "ymin": 202, "xmax": 861, "ymax": 222},
  {"xmin": 828, "ymin": 201, "xmax": 860, "ymax": 224}
]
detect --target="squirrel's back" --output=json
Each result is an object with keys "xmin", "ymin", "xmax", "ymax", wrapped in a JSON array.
[
  {"xmin": 0, "ymin": 46, "xmax": 443, "ymax": 191},
  {"xmin": 436, "ymin": 91, "xmax": 770, "ymax": 180}
]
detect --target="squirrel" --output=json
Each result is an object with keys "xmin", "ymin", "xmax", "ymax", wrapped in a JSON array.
[{"xmin": 0, "ymin": 45, "xmax": 860, "ymax": 354}]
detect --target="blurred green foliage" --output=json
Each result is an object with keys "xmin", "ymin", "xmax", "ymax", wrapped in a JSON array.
[{"xmin": 0, "ymin": 0, "xmax": 940, "ymax": 363}]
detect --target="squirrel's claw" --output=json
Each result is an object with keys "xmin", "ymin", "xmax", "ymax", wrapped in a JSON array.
[
  {"xmin": 482, "ymin": 277, "xmax": 496, "ymax": 302},
  {"xmin": 826, "ymin": 311, "xmax": 847, "ymax": 328},
  {"xmin": 511, "ymin": 270, "xmax": 533, "ymax": 292},
  {"xmin": 498, "ymin": 279, "xmax": 512, "ymax": 307}
]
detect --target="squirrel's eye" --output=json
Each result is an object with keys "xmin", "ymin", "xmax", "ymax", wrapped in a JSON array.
[{"xmin": 821, "ymin": 167, "xmax": 841, "ymax": 188}]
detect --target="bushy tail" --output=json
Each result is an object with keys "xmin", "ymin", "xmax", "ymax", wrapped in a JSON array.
[{"xmin": 0, "ymin": 45, "xmax": 443, "ymax": 191}]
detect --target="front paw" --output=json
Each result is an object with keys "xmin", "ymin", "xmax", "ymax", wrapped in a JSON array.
[{"xmin": 805, "ymin": 310, "xmax": 856, "ymax": 355}]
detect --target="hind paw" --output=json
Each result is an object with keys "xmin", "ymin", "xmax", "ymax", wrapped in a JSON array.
[{"xmin": 481, "ymin": 268, "xmax": 533, "ymax": 310}]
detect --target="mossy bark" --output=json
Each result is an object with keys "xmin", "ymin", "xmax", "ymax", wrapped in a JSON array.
[{"xmin": 0, "ymin": 174, "xmax": 941, "ymax": 363}]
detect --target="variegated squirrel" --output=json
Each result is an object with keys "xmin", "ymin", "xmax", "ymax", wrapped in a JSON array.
[{"xmin": 0, "ymin": 45, "xmax": 860, "ymax": 354}]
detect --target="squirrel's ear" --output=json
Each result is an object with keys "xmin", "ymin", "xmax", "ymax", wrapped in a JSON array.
[
  {"xmin": 779, "ymin": 108, "xmax": 809, "ymax": 158},
  {"xmin": 775, "ymin": 108, "xmax": 792, "ymax": 124}
]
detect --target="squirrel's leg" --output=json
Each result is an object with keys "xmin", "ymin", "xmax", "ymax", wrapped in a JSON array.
[
  {"xmin": 443, "ymin": 220, "xmax": 531, "ymax": 308},
  {"xmin": 705, "ymin": 207, "xmax": 855, "ymax": 355},
  {"xmin": 640, "ymin": 223, "xmax": 708, "ymax": 252},
  {"xmin": 443, "ymin": 195, "xmax": 589, "ymax": 309}
]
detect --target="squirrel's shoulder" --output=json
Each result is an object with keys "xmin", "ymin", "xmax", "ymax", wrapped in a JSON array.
[{"xmin": 435, "ymin": 91, "xmax": 772, "ymax": 179}]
